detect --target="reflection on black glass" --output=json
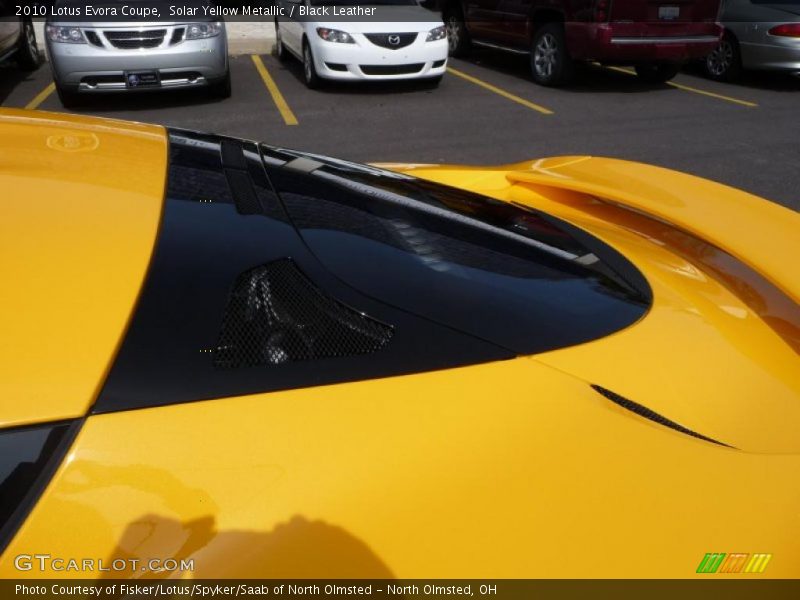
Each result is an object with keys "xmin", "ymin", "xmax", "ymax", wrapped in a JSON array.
[
  {"xmin": 0, "ymin": 422, "xmax": 75, "ymax": 551},
  {"xmin": 262, "ymin": 145, "xmax": 652, "ymax": 355}
]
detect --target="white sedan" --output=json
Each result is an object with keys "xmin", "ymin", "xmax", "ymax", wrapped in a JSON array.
[{"xmin": 275, "ymin": 0, "xmax": 447, "ymax": 88}]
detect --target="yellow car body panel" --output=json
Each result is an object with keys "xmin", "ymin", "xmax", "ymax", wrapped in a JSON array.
[
  {"xmin": 0, "ymin": 109, "xmax": 166, "ymax": 427},
  {"xmin": 2, "ymin": 358, "xmax": 800, "ymax": 579},
  {"xmin": 383, "ymin": 160, "xmax": 800, "ymax": 455},
  {"xmin": 387, "ymin": 157, "xmax": 800, "ymax": 304},
  {"xmin": 1, "ymin": 114, "xmax": 799, "ymax": 579}
]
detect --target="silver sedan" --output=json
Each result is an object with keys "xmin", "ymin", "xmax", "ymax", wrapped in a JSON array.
[{"xmin": 705, "ymin": 0, "xmax": 800, "ymax": 80}]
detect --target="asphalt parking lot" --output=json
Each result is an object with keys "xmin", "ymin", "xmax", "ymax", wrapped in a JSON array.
[{"xmin": 2, "ymin": 45, "xmax": 799, "ymax": 211}]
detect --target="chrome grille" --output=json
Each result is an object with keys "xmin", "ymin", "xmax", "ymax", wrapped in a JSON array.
[
  {"xmin": 364, "ymin": 33, "xmax": 418, "ymax": 50},
  {"xmin": 104, "ymin": 29, "xmax": 166, "ymax": 49}
]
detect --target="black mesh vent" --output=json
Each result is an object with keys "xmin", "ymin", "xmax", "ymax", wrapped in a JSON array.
[
  {"xmin": 214, "ymin": 259, "xmax": 393, "ymax": 369},
  {"xmin": 591, "ymin": 385, "xmax": 732, "ymax": 447},
  {"xmin": 360, "ymin": 64, "xmax": 424, "ymax": 76}
]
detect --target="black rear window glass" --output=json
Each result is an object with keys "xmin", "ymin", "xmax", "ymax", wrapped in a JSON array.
[
  {"xmin": 261, "ymin": 148, "xmax": 651, "ymax": 354},
  {"xmin": 95, "ymin": 131, "xmax": 652, "ymax": 415}
]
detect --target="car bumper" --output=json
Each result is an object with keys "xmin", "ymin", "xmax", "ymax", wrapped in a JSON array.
[
  {"xmin": 46, "ymin": 24, "xmax": 228, "ymax": 92},
  {"xmin": 567, "ymin": 22, "xmax": 722, "ymax": 63},
  {"xmin": 309, "ymin": 35, "xmax": 447, "ymax": 81},
  {"xmin": 739, "ymin": 31, "xmax": 800, "ymax": 74}
]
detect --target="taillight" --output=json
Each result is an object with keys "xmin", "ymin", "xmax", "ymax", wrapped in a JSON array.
[
  {"xmin": 768, "ymin": 23, "xmax": 800, "ymax": 37},
  {"xmin": 595, "ymin": 0, "xmax": 610, "ymax": 22}
]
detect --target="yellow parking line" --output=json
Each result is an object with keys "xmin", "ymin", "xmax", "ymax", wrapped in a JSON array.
[
  {"xmin": 25, "ymin": 82, "xmax": 55, "ymax": 110},
  {"xmin": 251, "ymin": 54, "xmax": 298, "ymax": 125},
  {"xmin": 606, "ymin": 66, "xmax": 758, "ymax": 108},
  {"xmin": 447, "ymin": 67, "xmax": 554, "ymax": 115}
]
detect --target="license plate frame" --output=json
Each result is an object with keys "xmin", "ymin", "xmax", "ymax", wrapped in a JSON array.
[
  {"xmin": 124, "ymin": 70, "xmax": 161, "ymax": 89},
  {"xmin": 658, "ymin": 6, "xmax": 681, "ymax": 20}
]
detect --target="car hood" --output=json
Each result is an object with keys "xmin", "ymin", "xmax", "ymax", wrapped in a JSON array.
[
  {"xmin": 0, "ymin": 109, "xmax": 166, "ymax": 428},
  {"xmin": 390, "ymin": 157, "xmax": 800, "ymax": 455}
]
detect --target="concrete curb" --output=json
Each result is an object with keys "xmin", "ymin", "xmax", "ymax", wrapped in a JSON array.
[
  {"xmin": 228, "ymin": 22, "xmax": 277, "ymax": 55},
  {"xmin": 33, "ymin": 22, "xmax": 277, "ymax": 59}
]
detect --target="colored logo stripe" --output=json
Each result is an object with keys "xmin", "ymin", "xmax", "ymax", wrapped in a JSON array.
[
  {"xmin": 697, "ymin": 553, "xmax": 772, "ymax": 574},
  {"xmin": 697, "ymin": 553, "xmax": 726, "ymax": 573},
  {"xmin": 744, "ymin": 554, "xmax": 772, "ymax": 573},
  {"xmin": 719, "ymin": 553, "xmax": 749, "ymax": 573}
]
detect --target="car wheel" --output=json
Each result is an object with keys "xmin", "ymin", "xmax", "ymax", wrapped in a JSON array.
[
  {"xmin": 210, "ymin": 70, "xmax": 232, "ymax": 99},
  {"xmin": 55, "ymin": 84, "xmax": 81, "ymax": 109},
  {"xmin": 444, "ymin": 5, "xmax": 470, "ymax": 57},
  {"xmin": 634, "ymin": 63, "xmax": 680, "ymax": 84},
  {"xmin": 16, "ymin": 20, "xmax": 41, "ymax": 71},
  {"xmin": 303, "ymin": 40, "xmax": 321, "ymax": 89},
  {"xmin": 704, "ymin": 33, "xmax": 742, "ymax": 82},
  {"xmin": 530, "ymin": 23, "xmax": 574, "ymax": 87},
  {"xmin": 275, "ymin": 22, "xmax": 288, "ymax": 62}
]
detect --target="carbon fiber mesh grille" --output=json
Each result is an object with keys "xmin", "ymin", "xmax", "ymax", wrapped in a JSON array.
[
  {"xmin": 591, "ymin": 385, "xmax": 732, "ymax": 447},
  {"xmin": 214, "ymin": 259, "xmax": 393, "ymax": 369}
]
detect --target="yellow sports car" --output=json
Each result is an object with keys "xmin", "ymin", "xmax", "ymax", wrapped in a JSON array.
[{"xmin": 1, "ymin": 108, "xmax": 799, "ymax": 580}]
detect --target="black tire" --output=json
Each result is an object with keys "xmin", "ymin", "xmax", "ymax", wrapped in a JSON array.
[
  {"xmin": 634, "ymin": 63, "xmax": 680, "ymax": 84},
  {"xmin": 16, "ymin": 20, "xmax": 41, "ymax": 71},
  {"xmin": 209, "ymin": 69, "xmax": 232, "ymax": 99},
  {"xmin": 444, "ymin": 5, "xmax": 471, "ymax": 57},
  {"xmin": 302, "ymin": 40, "xmax": 321, "ymax": 89},
  {"xmin": 55, "ymin": 84, "xmax": 82, "ymax": 109},
  {"xmin": 704, "ymin": 32, "xmax": 742, "ymax": 82},
  {"xmin": 530, "ymin": 23, "xmax": 574, "ymax": 87},
  {"xmin": 274, "ymin": 21, "xmax": 288, "ymax": 62}
]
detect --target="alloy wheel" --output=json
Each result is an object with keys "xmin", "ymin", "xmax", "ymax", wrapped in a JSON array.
[
  {"xmin": 446, "ymin": 17, "xmax": 460, "ymax": 53},
  {"xmin": 707, "ymin": 40, "xmax": 733, "ymax": 77},
  {"xmin": 533, "ymin": 33, "xmax": 557, "ymax": 79},
  {"xmin": 304, "ymin": 47, "xmax": 312, "ymax": 83},
  {"xmin": 25, "ymin": 22, "xmax": 38, "ymax": 55}
]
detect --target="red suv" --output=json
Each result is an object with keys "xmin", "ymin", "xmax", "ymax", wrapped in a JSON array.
[{"xmin": 442, "ymin": 0, "xmax": 722, "ymax": 85}]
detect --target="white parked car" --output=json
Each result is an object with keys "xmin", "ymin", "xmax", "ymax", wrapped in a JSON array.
[{"xmin": 275, "ymin": 0, "xmax": 448, "ymax": 88}]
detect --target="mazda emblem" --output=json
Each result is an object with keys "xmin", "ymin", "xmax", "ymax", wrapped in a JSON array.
[{"xmin": 388, "ymin": 35, "xmax": 401, "ymax": 46}]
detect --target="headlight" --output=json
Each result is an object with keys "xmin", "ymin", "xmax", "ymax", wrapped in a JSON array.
[
  {"xmin": 185, "ymin": 22, "xmax": 223, "ymax": 40},
  {"xmin": 317, "ymin": 28, "xmax": 355, "ymax": 44},
  {"xmin": 426, "ymin": 26, "xmax": 446, "ymax": 42},
  {"xmin": 45, "ymin": 25, "xmax": 86, "ymax": 44}
]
